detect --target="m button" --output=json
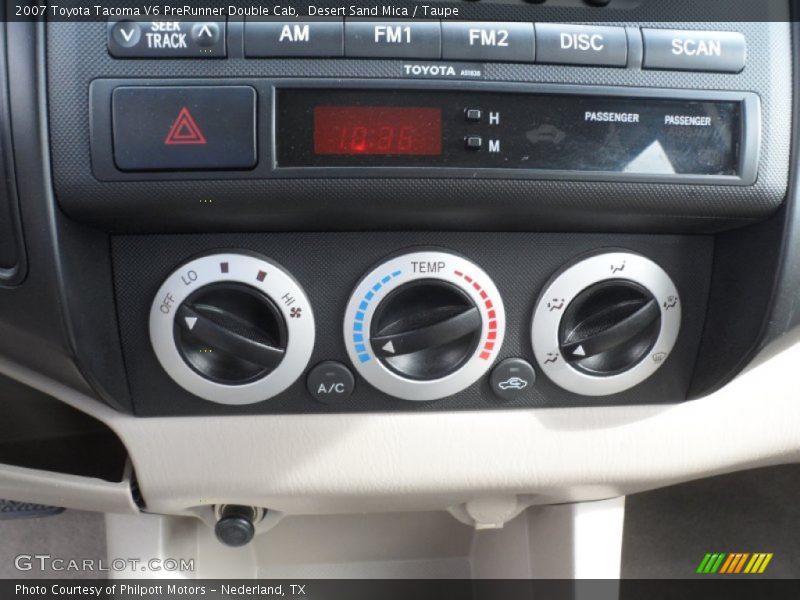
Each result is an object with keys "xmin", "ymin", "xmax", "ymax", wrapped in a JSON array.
[{"xmin": 112, "ymin": 86, "xmax": 257, "ymax": 171}]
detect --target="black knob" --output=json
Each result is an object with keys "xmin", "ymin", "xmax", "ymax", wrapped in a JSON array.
[
  {"xmin": 370, "ymin": 280, "xmax": 482, "ymax": 380},
  {"xmin": 214, "ymin": 505, "xmax": 258, "ymax": 547},
  {"xmin": 559, "ymin": 281, "xmax": 661, "ymax": 376},
  {"xmin": 174, "ymin": 283, "xmax": 287, "ymax": 384}
]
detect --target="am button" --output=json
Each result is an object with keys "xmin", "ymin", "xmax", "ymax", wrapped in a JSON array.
[{"xmin": 245, "ymin": 18, "xmax": 344, "ymax": 57}]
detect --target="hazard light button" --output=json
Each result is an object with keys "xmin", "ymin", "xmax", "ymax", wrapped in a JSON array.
[{"xmin": 112, "ymin": 86, "xmax": 257, "ymax": 171}]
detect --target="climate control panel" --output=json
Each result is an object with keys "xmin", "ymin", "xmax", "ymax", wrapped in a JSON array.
[{"xmin": 121, "ymin": 233, "xmax": 709, "ymax": 415}]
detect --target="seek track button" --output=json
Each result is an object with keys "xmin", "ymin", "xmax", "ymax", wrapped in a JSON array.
[{"xmin": 107, "ymin": 20, "xmax": 227, "ymax": 58}]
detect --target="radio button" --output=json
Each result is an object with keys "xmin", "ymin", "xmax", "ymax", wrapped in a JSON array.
[
  {"xmin": 535, "ymin": 23, "xmax": 627, "ymax": 67},
  {"xmin": 465, "ymin": 108, "xmax": 483, "ymax": 122},
  {"xmin": 107, "ymin": 20, "xmax": 226, "ymax": 58},
  {"xmin": 642, "ymin": 29, "xmax": 746, "ymax": 73},
  {"xmin": 464, "ymin": 136, "xmax": 483, "ymax": 151},
  {"xmin": 442, "ymin": 22, "xmax": 535, "ymax": 62},
  {"xmin": 345, "ymin": 20, "xmax": 441, "ymax": 59},
  {"xmin": 245, "ymin": 18, "xmax": 344, "ymax": 57}
]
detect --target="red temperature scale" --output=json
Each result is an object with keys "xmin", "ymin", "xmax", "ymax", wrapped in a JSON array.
[{"xmin": 313, "ymin": 106, "xmax": 443, "ymax": 156}]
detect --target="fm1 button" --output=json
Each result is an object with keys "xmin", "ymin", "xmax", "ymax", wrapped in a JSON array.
[
  {"xmin": 490, "ymin": 358, "xmax": 536, "ymax": 400},
  {"xmin": 307, "ymin": 361, "xmax": 355, "ymax": 404}
]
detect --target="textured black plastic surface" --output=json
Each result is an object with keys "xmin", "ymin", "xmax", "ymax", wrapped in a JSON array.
[
  {"xmin": 0, "ymin": 18, "xmax": 132, "ymax": 412},
  {"xmin": 0, "ymin": 21, "xmax": 25, "ymax": 282},
  {"xmin": 48, "ymin": 18, "xmax": 791, "ymax": 233},
  {"xmin": 113, "ymin": 233, "xmax": 713, "ymax": 416}
]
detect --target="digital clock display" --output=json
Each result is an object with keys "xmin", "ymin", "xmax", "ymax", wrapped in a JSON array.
[
  {"xmin": 313, "ymin": 106, "xmax": 442, "ymax": 156},
  {"xmin": 279, "ymin": 89, "xmax": 743, "ymax": 177}
]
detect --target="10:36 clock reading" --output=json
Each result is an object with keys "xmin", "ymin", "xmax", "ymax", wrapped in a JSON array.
[{"xmin": 313, "ymin": 106, "xmax": 443, "ymax": 156}]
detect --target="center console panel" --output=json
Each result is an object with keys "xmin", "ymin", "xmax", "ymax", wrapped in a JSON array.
[
  {"xmin": 29, "ymin": 8, "xmax": 793, "ymax": 417},
  {"xmin": 113, "ymin": 232, "xmax": 712, "ymax": 416}
]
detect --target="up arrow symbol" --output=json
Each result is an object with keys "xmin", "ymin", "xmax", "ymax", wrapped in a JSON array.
[
  {"xmin": 573, "ymin": 345, "xmax": 586, "ymax": 357},
  {"xmin": 185, "ymin": 316, "xmax": 198, "ymax": 330},
  {"xmin": 382, "ymin": 341, "xmax": 395, "ymax": 354},
  {"xmin": 198, "ymin": 24, "xmax": 213, "ymax": 38}
]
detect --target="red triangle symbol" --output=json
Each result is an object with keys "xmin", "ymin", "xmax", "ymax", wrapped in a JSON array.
[{"xmin": 164, "ymin": 107, "xmax": 207, "ymax": 145}]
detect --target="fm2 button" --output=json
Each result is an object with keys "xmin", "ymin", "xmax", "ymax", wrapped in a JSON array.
[
  {"xmin": 307, "ymin": 361, "xmax": 355, "ymax": 404},
  {"xmin": 490, "ymin": 358, "xmax": 536, "ymax": 401}
]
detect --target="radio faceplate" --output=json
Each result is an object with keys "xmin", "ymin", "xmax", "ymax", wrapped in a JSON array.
[{"xmin": 91, "ymin": 79, "xmax": 760, "ymax": 186}]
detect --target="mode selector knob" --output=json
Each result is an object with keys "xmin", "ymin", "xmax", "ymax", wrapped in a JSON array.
[
  {"xmin": 559, "ymin": 281, "xmax": 661, "ymax": 376},
  {"xmin": 532, "ymin": 251, "xmax": 681, "ymax": 397},
  {"xmin": 344, "ymin": 250, "xmax": 505, "ymax": 402},
  {"xmin": 150, "ymin": 252, "xmax": 315, "ymax": 405}
]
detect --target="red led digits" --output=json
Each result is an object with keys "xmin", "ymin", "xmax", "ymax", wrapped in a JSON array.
[{"xmin": 314, "ymin": 106, "xmax": 442, "ymax": 156}]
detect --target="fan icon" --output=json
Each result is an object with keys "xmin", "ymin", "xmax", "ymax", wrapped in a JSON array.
[{"xmin": 290, "ymin": 307, "xmax": 303, "ymax": 319}]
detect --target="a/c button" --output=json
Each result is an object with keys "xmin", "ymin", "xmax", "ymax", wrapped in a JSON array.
[{"xmin": 307, "ymin": 361, "xmax": 356, "ymax": 404}]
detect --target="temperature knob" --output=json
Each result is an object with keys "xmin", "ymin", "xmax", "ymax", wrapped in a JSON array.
[
  {"xmin": 344, "ymin": 250, "xmax": 505, "ymax": 401},
  {"xmin": 149, "ymin": 252, "xmax": 314, "ymax": 405}
]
